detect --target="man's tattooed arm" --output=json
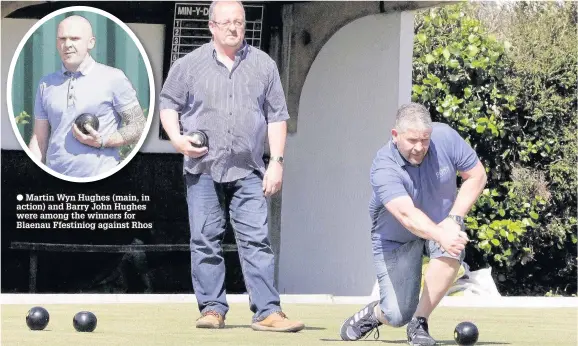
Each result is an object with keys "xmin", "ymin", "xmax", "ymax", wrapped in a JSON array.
[
  {"xmin": 117, "ymin": 105, "xmax": 146, "ymax": 144},
  {"xmin": 103, "ymin": 105, "xmax": 146, "ymax": 147}
]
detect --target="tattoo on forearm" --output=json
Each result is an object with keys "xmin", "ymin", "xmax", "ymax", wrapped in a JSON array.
[{"xmin": 118, "ymin": 105, "xmax": 146, "ymax": 144}]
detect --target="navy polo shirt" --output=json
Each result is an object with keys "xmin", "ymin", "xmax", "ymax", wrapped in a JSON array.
[{"xmin": 369, "ymin": 122, "xmax": 479, "ymax": 251}]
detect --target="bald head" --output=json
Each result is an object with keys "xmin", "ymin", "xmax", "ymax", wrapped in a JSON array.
[
  {"xmin": 56, "ymin": 15, "xmax": 95, "ymax": 72},
  {"xmin": 58, "ymin": 15, "xmax": 94, "ymax": 37}
]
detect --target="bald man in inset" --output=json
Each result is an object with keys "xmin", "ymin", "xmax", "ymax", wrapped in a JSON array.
[{"xmin": 29, "ymin": 15, "xmax": 146, "ymax": 178}]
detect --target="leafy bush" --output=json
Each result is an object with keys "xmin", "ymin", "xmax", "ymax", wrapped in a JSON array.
[
  {"xmin": 413, "ymin": 3, "xmax": 577, "ymax": 295},
  {"xmin": 15, "ymin": 111, "xmax": 31, "ymax": 126}
]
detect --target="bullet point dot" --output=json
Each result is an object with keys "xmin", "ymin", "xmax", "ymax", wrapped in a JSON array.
[{"xmin": 17, "ymin": 194, "xmax": 23, "ymax": 201}]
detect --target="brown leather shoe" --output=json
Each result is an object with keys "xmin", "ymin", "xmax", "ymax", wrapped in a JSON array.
[
  {"xmin": 196, "ymin": 311, "xmax": 225, "ymax": 329},
  {"xmin": 251, "ymin": 312, "xmax": 305, "ymax": 332}
]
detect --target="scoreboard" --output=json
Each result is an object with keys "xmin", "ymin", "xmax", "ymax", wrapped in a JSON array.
[
  {"xmin": 160, "ymin": 2, "xmax": 266, "ymax": 139},
  {"xmin": 170, "ymin": 2, "xmax": 265, "ymax": 66}
]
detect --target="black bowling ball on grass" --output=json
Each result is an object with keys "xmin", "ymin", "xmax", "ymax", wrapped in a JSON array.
[
  {"xmin": 454, "ymin": 321, "xmax": 479, "ymax": 346},
  {"xmin": 73, "ymin": 311, "xmax": 97, "ymax": 332},
  {"xmin": 26, "ymin": 306, "xmax": 50, "ymax": 331}
]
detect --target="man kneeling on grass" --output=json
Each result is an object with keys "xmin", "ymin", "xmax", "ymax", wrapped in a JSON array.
[{"xmin": 339, "ymin": 103, "xmax": 487, "ymax": 345}]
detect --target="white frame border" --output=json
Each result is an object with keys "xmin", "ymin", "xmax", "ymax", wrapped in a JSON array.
[{"xmin": 6, "ymin": 6, "xmax": 156, "ymax": 183}]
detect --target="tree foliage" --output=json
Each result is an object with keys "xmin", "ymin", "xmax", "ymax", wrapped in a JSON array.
[{"xmin": 413, "ymin": 2, "xmax": 577, "ymax": 295}]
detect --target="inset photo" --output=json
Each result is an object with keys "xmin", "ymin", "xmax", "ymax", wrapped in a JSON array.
[{"xmin": 7, "ymin": 6, "xmax": 155, "ymax": 182}]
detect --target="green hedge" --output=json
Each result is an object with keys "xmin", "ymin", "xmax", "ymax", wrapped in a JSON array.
[{"xmin": 413, "ymin": 3, "xmax": 577, "ymax": 295}]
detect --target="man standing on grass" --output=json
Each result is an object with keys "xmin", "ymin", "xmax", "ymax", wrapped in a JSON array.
[
  {"xmin": 159, "ymin": 1, "xmax": 304, "ymax": 333},
  {"xmin": 340, "ymin": 103, "xmax": 487, "ymax": 345}
]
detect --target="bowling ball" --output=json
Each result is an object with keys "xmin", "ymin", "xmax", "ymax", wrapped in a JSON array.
[
  {"xmin": 75, "ymin": 113, "xmax": 99, "ymax": 135},
  {"xmin": 26, "ymin": 306, "xmax": 49, "ymax": 331},
  {"xmin": 190, "ymin": 130, "xmax": 208, "ymax": 148},
  {"xmin": 73, "ymin": 311, "xmax": 97, "ymax": 332},
  {"xmin": 454, "ymin": 321, "xmax": 479, "ymax": 346}
]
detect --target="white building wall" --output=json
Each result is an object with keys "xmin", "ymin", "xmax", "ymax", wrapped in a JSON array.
[
  {"xmin": 1, "ymin": 19, "xmax": 31, "ymax": 151},
  {"xmin": 278, "ymin": 12, "xmax": 415, "ymax": 295}
]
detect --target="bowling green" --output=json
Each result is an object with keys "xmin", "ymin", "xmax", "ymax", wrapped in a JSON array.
[{"xmin": 1, "ymin": 304, "xmax": 575, "ymax": 345}]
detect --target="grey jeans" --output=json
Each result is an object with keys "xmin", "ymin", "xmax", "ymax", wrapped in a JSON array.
[{"xmin": 372, "ymin": 234, "xmax": 465, "ymax": 327}]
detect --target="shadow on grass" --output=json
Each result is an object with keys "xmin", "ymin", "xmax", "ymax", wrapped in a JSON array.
[
  {"xmin": 320, "ymin": 339, "xmax": 508, "ymax": 345},
  {"xmin": 225, "ymin": 325, "xmax": 326, "ymax": 331},
  {"xmin": 224, "ymin": 325, "xmax": 252, "ymax": 329},
  {"xmin": 382, "ymin": 341, "xmax": 509, "ymax": 345},
  {"xmin": 434, "ymin": 342, "xmax": 509, "ymax": 345},
  {"xmin": 304, "ymin": 326, "xmax": 327, "ymax": 331}
]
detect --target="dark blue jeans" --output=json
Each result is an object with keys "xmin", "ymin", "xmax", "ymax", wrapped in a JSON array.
[{"xmin": 185, "ymin": 171, "xmax": 281, "ymax": 322}]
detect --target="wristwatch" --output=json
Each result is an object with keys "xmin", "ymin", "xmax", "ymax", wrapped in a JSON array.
[
  {"xmin": 270, "ymin": 156, "xmax": 284, "ymax": 164},
  {"xmin": 447, "ymin": 214, "xmax": 464, "ymax": 226}
]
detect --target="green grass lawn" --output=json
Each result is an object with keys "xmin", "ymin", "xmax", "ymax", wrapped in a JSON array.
[{"xmin": 2, "ymin": 303, "xmax": 576, "ymax": 345}]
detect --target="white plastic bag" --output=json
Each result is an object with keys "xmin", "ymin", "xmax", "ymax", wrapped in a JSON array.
[{"xmin": 447, "ymin": 266, "xmax": 501, "ymax": 296}]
